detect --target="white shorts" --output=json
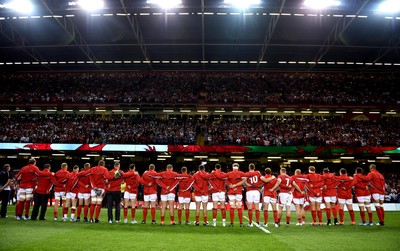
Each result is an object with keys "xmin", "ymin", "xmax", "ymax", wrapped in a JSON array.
[
  {"xmin": 309, "ymin": 196, "xmax": 323, "ymax": 203},
  {"xmin": 228, "ymin": 194, "xmax": 243, "ymax": 202},
  {"xmin": 338, "ymin": 198, "xmax": 352, "ymax": 205},
  {"xmin": 212, "ymin": 192, "xmax": 226, "ymax": 202},
  {"xmin": 195, "ymin": 195, "xmax": 209, "ymax": 203},
  {"xmin": 90, "ymin": 189, "xmax": 105, "ymax": 197},
  {"xmin": 293, "ymin": 198, "xmax": 305, "ymax": 205},
  {"xmin": 17, "ymin": 188, "xmax": 34, "ymax": 200},
  {"xmin": 66, "ymin": 192, "xmax": 77, "ymax": 200},
  {"xmin": 144, "ymin": 194, "xmax": 157, "ymax": 202},
  {"xmin": 18, "ymin": 188, "xmax": 34, "ymax": 194},
  {"xmin": 161, "ymin": 193, "xmax": 176, "ymax": 202},
  {"xmin": 178, "ymin": 197, "xmax": 191, "ymax": 204},
  {"xmin": 324, "ymin": 196, "xmax": 337, "ymax": 203},
  {"xmin": 372, "ymin": 194, "xmax": 384, "ymax": 201},
  {"xmin": 54, "ymin": 191, "xmax": 66, "ymax": 199},
  {"xmin": 357, "ymin": 196, "xmax": 371, "ymax": 203},
  {"xmin": 78, "ymin": 193, "xmax": 90, "ymax": 200},
  {"xmin": 278, "ymin": 192, "xmax": 293, "ymax": 206},
  {"xmin": 124, "ymin": 192, "xmax": 137, "ymax": 200},
  {"xmin": 246, "ymin": 190, "xmax": 260, "ymax": 204},
  {"xmin": 263, "ymin": 196, "xmax": 277, "ymax": 204}
]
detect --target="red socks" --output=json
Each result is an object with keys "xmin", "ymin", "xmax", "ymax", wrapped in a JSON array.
[
  {"xmin": 339, "ymin": 209, "xmax": 344, "ymax": 222},
  {"xmin": 311, "ymin": 210, "xmax": 317, "ymax": 222},
  {"xmin": 151, "ymin": 208, "xmax": 156, "ymax": 221},
  {"xmin": 143, "ymin": 208, "xmax": 148, "ymax": 221},
  {"xmin": 95, "ymin": 204, "xmax": 101, "ymax": 220},
  {"xmin": 349, "ymin": 210, "xmax": 355, "ymax": 222},
  {"xmin": 238, "ymin": 209, "xmax": 243, "ymax": 224},
  {"xmin": 90, "ymin": 204, "xmax": 95, "ymax": 219},
  {"xmin": 77, "ymin": 205, "xmax": 82, "ymax": 218},
  {"xmin": 178, "ymin": 209, "xmax": 182, "ymax": 222},
  {"xmin": 131, "ymin": 209, "xmax": 136, "ymax": 221},
  {"xmin": 212, "ymin": 208, "xmax": 217, "ymax": 219},
  {"xmin": 263, "ymin": 210, "xmax": 268, "ymax": 224},
  {"xmin": 248, "ymin": 209, "xmax": 253, "ymax": 223},
  {"xmin": 230, "ymin": 208, "xmax": 234, "ymax": 224},
  {"xmin": 360, "ymin": 211, "xmax": 366, "ymax": 222},
  {"xmin": 185, "ymin": 209, "xmax": 190, "ymax": 222}
]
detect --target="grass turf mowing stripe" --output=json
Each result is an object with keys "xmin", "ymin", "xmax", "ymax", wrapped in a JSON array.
[{"xmin": 243, "ymin": 215, "xmax": 272, "ymax": 234}]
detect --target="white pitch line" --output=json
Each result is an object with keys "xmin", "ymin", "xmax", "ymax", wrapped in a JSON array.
[{"xmin": 243, "ymin": 216, "xmax": 271, "ymax": 234}]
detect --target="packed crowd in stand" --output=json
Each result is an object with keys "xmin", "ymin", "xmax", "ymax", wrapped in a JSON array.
[
  {"xmin": 0, "ymin": 115, "xmax": 399, "ymax": 146},
  {"xmin": 2, "ymin": 159, "xmax": 389, "ymax": 228},
  {"xmin": 0, "ymin": 72, "xmax": 399, "ymax": 105}
]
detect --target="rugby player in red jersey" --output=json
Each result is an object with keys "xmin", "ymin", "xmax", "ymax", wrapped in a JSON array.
[
  {"xmin": 63, "ymin": 165, "xmax": 79, "ymax": 221},
  {"xmin": 367, "ymin": 164, "xmax": 385, "ymax": 226},
  {"xmin": 291, "ymin": 169, "xmax": 308, "ymax": 226},
  {"xmin": 322, "ymin": 168, "xmax": 339, "ymax": 225},
  {"xmin": 261, "ymin": 168, "xmax": 277, "ymax": 227},
  {"xmin": 353, "ymin": 167, "xmax": 373, "ymax": 226},
  {"xmin": 30, "ymin": 164, "xmax": 61, "ymax": 221},
  {"xmin": 123, "ymin": 164, "xmax": 144, "ymax": 224},
  {"xmin": 140, "ymin": 164, "xmax": 158, "ymax": 224},
  {"xmin": 226, "ymin": 163, "xmax": 247, "ymax": 227},
  {"xmin": 177, "ymin": 166, "xmax": 194, "ymax": 225},
  {"xmin": 305, "ymin": 166, "xmax": 324, "ymax": 225},
  {"xmin": 243, "ymin": 163, "xmax": 263, "ymax": 227},
  {"xmin": 155, "ymin": 164, "xmax": 189, "ymax": 225},
  {"xmin": 76, "ymin": 163, "xmax": 91, "ymax": 222},
  {"xmin": 15, "ymin": 158, "xmax": 53, "ymax": 220},
  {"xmin": 334, "ymin": 168, "xmax": 356, "ymax": 225},
  {"xmin": 192, "ymin": 164, "xmax": 212, "ymax": 226},
  {"xmin": 77, "ymin": 160, "xmax": 114, "ymax": 223},
  {"xmin": 105, "ymin": 161, "xmax": 135, "ymax": 224},
  {"xmin": 269, "ymin": 168, "xmax": 294, "ymax": 227},
  {"xmin": 53, "ymin": 162, "xmax": 69, "ymax": 221},
  {"xmin": 209, "ymin": 164, "xmax": 228, "ymax": 227}
]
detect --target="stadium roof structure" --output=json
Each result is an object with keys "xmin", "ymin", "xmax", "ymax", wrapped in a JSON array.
[{"xmin": 0, "ymin": 0, "xmax": 399, "ymax": 72}]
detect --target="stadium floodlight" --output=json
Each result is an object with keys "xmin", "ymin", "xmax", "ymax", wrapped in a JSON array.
[
  {"xmin": 147, "ymin": 0, "xmax": 182, "ymax": 9},
  {"xmin": 304, "ymin": 0, "xmax": 340, "ymax": 9},
  {"xmin": 378, "ymin": 0, "xmax": 400, "ymax": 13},
  {"xmin": 69, "ymin": 0, "xmax": 105, "ymax": 11},
  {"xmin": 3, "ymin": 0, "xmax": 34, "ymax": 13},
  {"xmin": 224, "ymin": 0, "xmax": 261, "ymax": 9}
]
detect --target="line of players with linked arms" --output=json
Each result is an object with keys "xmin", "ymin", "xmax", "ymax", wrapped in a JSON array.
[{"xmin": 13, "ymin": 157, "xmax": 386, "ymax": 227}]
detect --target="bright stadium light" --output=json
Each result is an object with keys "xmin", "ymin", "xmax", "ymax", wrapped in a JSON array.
[
  {"xmin": 224, "ymin": 0, "xmax": 261, "ymax": 9},
  {"xmin": 304, "ymin": 0, "xmax": 340, "ymax": 9},
  {"xmin": 378, "ymin": 0, "xmax": 400, "ymax": 13},
  {"xmin": 147, "ymin": 0, "xmax": 182, "ymax": 9},
  {"xmin": 3, "ymin": 0, "xmax": 34, "ymax": 13},
  {"xmin": 69, "ymin": 0, "xmax": 105, "ymax": 11}
]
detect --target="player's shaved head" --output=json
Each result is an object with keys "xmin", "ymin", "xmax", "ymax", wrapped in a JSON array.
[
  {"xmin": 340, "ymin": 168, "xmax": 347, "ymax": 175},
  {"xmin": 309, "ymin": 166, "xmax": 316, "ymax": 172},
  {"xmin": 28, "ymin": 158, "xmax": 36, "ymax": 165},
  {"xmin": 98, "ymin": 160, "xmax": 105, "ymax": 166},
  {"xmin": 355, "ymin": 167, "xmax": 364, "ymax": 174},
  {"xmin": 181, "ymin": 166, "xmax": 187, "ymax": 173},
  {"xmin": 249, "ymin": 163, "xmax": 255, "ymax": 170},
  {"xmin": 265, "ymin": 168, "xmax": 272, "ymax": 174},
  {"xmin": 61, "ymin": 162, "xmax": 68, "ymax": 169},
  {"xmin": 295, "ymin": 169, "xmax": 301, "ymax": 175},
  {"xmin": 149, "ymin": 164, "xmax": 155, "ymax": 170},
  {"xmin": 166, "ymin": 164, "xmax": 173, "ymax": 170},
  {"xmin": 369, "ymin": 164, "xmax": 377, "ymax": 171},
  {"xmin": 84, "ymin": 163, "xmax": 91, "ymax": 169}
]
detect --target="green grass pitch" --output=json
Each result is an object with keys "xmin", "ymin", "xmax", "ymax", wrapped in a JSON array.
[{"xmin": 1, "ymin": 206, "xmax": 399, "ymax": 251}]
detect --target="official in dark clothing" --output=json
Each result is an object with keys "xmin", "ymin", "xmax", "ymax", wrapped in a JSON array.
[{"xmin": 0, "ymin": 164, "xmax": 12, "ymax": 218}]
